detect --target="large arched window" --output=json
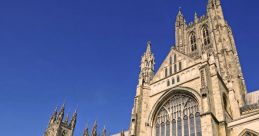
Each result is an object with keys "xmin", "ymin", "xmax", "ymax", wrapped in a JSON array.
[
  {"xmin": 190, "ymin": 33, "xmax": 197, "ymax": 51},
  {"xmin": 155, "ymin": 93, "xmax": 202, "ymax": 136},
  {"xmin": 202, "ymin": 26, "xmax": 210, "ymax": 46}
]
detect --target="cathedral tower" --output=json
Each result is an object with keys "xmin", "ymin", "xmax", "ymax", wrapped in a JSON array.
[
  {"xmin": 128, "ymin": 0, "xmax": 257, "ymax": 136},
  {"xmin": 44, "ymin": 105, "xmax": 77, "ymax": 136}
]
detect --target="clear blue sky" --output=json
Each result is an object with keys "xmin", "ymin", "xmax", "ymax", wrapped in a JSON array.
[{"xmin": 0, "ymin": 0, "xmax": 259, "ymax": 135}]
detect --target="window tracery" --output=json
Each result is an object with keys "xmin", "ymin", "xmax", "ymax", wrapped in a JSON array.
[
  {"xmin": 155, "ymin": 93, "xmax": 201, "ymax": 136},
  {"xmin": 202, "ymin": 26, "xmax": 210, "ymax": 46},
  {"xmin": 190, "ymin": 33, "xmax": 197, "ymax": 51}
]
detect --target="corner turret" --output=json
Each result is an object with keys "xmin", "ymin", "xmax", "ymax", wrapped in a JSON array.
[{"xmin": 138, "ymin": 41, "xmax": 155, "ymax": 86}]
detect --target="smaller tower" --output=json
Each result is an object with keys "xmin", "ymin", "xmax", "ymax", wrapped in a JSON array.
[
  {"xmin": 130, "ymin": 41, "xmax": 154, "ymax": 136},
  {"xmin": 44, "ymin": 104, "xmax": 77, "ymax": 136},
  {"xmin": 138, "ymin": 41, "xmax": 155, "ymax": 85},
  {"xmin": 175, "ymin": 7, "xmax": 187, "ymax": 53}
]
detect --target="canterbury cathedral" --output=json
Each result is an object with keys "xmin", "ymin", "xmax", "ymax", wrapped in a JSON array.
[{"xmin": 44, "ymin": 0, "xmax": 259, "ymax": 136}]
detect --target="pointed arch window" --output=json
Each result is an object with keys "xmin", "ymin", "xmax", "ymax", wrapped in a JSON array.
[
  {"xmin": 177, "ymin": 75, "xmax": 180, "ymax": 82},
  {"xmin": 202, "ymin": 26, "xmax": 210, "ymax": 46},
  {"xmin": 174, "ymin": 64, "xmax": 177, "ymax": 73},
  {"xmin": 167, "ymin": 80, "xmax": 170, "ymax": 87},
  {"xmin": 170, "ymin": 66, "xmax": 173, "ymax": 75},
  {"xmin": 165, "ymin": 68, "xmax": 168, "ymax": 78},
  {"xmin": 170, "ymin": 56, "xmax": 173, "ymax": 65},
  {"xmin": 190, "ymin": 33, "xmax": 197, "ymax": 51},
  {"xmin": 155, "ymin": 93, "xmax": 202, "ymax": 136},
  {"xmin": 174, "ymin": 54, "xmax": 177, "ymax": 63},
  {"xmin": 172, "ymin": 78, "xmax": 175, "ymax": 85}
]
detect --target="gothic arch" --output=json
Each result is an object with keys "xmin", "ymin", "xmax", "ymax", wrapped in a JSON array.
[
  {"xmin": 188, "ymin": 32, "xmax": 197, "ymax": 52},
  {"xmin": 201, "ymin": 25, "xmax": 211, "ymax": 46},
  {"xmin": 239, "ymin": 129, "xmax": 259, "ymax": 136},
  {"xmin": 149, "ymin": 87, "xmax": 202, "ymax": 136},
  {"xmin": 148, "ymin": 86, "xmax": 201, "ymax": 127}
]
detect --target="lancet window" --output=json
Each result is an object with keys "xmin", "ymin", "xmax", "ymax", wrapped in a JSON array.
[
  {"xmin": 155, "ymin": 93, "xmax": 201, "ymax": 136},
  {"xmin": 190, "ymin": 33, "xmax": 197, "ymax": 51},
  {"xmin": 202, "ymin": 26, "xmax": 210, "ymax": 46}
]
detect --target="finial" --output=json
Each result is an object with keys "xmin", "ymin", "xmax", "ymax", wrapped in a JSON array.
[
  {"xmin": 64, "ymin": 114, "xmax": 69, "ymax": 124},
  {"xmin": 178, "ymin": 7, "xmax": 182, "ymax": 15},
  {"xmin": 91, "ymin": 121, "xmax": 97, "ymax": 136},
  {"xmin": 59, "ymin": 102, "xmax": 65, "ymax": 112},
  {"xmin": 179, "ymin": 7, "xmax": 182, "ymax": 11},
  {"xmin": 73, "ymin": 108, "xmax": 78, "ymax": 115},
  {"xmin": 146, "ymin": 41, "xmax": 152, "ymax": 53},
  {"xmin": 194, "ymin": 12, "xmax": 198, "ymax": 22}
]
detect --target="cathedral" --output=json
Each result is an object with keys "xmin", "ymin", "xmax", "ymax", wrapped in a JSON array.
[{"xmin": 44, "ymin": 0, "xmax": 259, "ymax": 136}]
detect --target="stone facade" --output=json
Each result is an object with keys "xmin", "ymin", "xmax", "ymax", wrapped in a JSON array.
[
  {"xmin": 128, "ymin": 0, "xmax": 259, "ymax": 136},
  {"xmin": 44, "ymin": 0, "xmax": 259, "ymax": 136},
  {"xmin": 44, "ymin": 105, "xmax": 77, "ymax": 136}
]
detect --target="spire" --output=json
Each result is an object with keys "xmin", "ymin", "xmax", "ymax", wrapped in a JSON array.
[
  {"xmin": 91, "ymin": 121, "xmax": 97, "ymax": 136},
  {"xmin": 146, "ymin": 41, "xmax": 151, "ymax": 53},
  {"xmin": 69, "ymin": 109, "xmax": 77, "ymax": 129},
  {"xmin": 139, "ymin": 41, "xmax": 155, "ymax": 85},
  {"xmin": 49, "ymin": 107, "xmax": 58, "ymax": 124},
  {"xmin": 57, "ymin": 104, "xmax": 65, "ymax": 123},
  {"xmin": 64, "ymin": 114, "xmax": 69, "ymax": 124},
  {"xmin": 194, "ymin": 12, "xmax": 198, "ymax": 23},
  {"xmin": 177, "ymin": 7, "xmax": 184, "ymax": 19},
  {"xmin": 101, "ymin": 126, "xmax": 106, "ymax": 136},
  {"xmin": 176, "ymin": 7, "xmax": 185, "ymax": 27},
  {"xmin": 83, "ymin": 125, "xmax": 89, "ymax": 136}
]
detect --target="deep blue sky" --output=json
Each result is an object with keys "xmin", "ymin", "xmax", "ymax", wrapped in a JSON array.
[{"xmin": 0, "ymin": 0, "xmax": 259, "ymax": 135}]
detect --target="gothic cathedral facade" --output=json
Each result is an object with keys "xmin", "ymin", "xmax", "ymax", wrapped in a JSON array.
[
  {"xmin": 128, "ymin": 0, "xmax": 259, "ymax": 136},
  {"xmin": 44, "ymin": 0, "xmax": 259, "ymax": 136}
]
